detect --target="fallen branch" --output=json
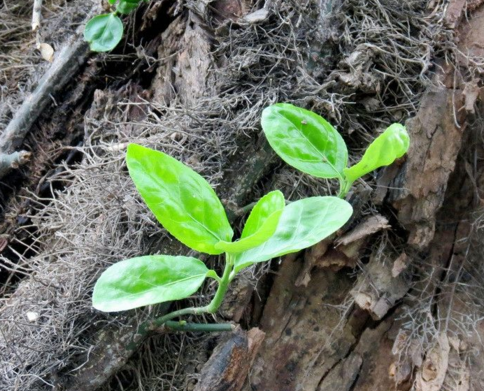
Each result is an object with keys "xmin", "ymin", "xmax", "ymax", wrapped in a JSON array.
[
  {"xmin": 32, "ymin": 0, "xmax": 42, "ymax": 31},
  {"xmin": 0, "ymin": 13, "xmax": 94, "ymax": 180},
  {"xmin": 0, "ymin": 37, "xmax": 89, "ymax": 158}
]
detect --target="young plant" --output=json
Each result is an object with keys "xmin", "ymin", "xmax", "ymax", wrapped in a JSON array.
[
  {"xmin": 261, "ymin": 103, "xmax": 410, "ymax": 198},
  {"xmin": 92, "ymin": 144, "xmax": 353, "ymax": 326},
  {"xmin": 84, "ymin": 0, "xmax": 148, "ymax": 52}
]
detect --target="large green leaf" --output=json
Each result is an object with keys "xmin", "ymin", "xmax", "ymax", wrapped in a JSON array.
[
  {"xmin": 234, "ymin": 197, "xmax": 353, "ymax": 273},
  {"xmin": 344, "ymin": 123, "xmax": 409, "ymax": 183},
  {"xmin": 261, "ymin": 103, "xmax": 348, "ymax": 179},
  {"xmin": 126, "ymin": 144, "xmax": 233, "ymax": 255},
  {"xmin": 84, "ymin": 13, "xmax": 123, "ymax": 52},
  {"xmin": 215, "ymin": 190, "xmax": 285, "ymax": 253},
  {"xmin": 93, "ymin": 255, "xmax": 210, "ymax": 312}
]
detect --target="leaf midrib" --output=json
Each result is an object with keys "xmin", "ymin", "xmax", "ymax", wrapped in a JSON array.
[
  {"xmin": 116, "ymin": 272, "xmax": 207, "ymax": 300},
  {"xmin": 274, "ymin": 111, "xmax": 344, "ymax": 179}
]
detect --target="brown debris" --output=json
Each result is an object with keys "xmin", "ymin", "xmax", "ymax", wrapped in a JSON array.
[
  {"xmin": 392, "ymin": 253, "xmax": 410, "ymax": 278},
  {"xmin": 295, "ymin": 236, "xmax": 333, "ymax": 286},
  {"xmin": 0, "ymin": 20, "xmax": 92, "ymax": 158},
  {"xmin": 351, "ymin": 251, "xmax": 410, "ymax": 320},
  {"xmin": 296, "ymin": 215, "xmax": 390, "ymax": 287},
  {"xmin": 462, "ymin": 80, "xmax": 481, "ymax": 114},
  {"xmin": 329, "ymin": 44, "xmax": 381, "ymax": 94},
  {"xmin": 415, "ymin": 334, "xmax": 450, "ymax": 391},
  {"xmin": 389, "ymin": 3, "xmax": 484, "ymax": 249},
  {"xmin": 336, "ymin": 215, "xmax": 390, "ymax": 246},
  {"xmin": 390, "ymin": 81, "xmax": 466, "ymax": 248}
]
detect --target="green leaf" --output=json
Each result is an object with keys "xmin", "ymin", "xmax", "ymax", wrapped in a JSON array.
[
  {"xmin": 93, "ymin": 255, "xmax": 209, "ymax": 312},
  {"xmin": 262, "ymin": 103, "xmax": 348, "ymax": 179},
  {"xmin": 108, "ymin": 0, "xmax": 116, "ymax": 4},
  {"xmin": 126, "ymin": 144, "xmax": 233, "ymax": 255},
  {"xmin": 343, "ymin": 123, "xmax": 409, "ymax": 183},
  {"xmin": 215, "ymin": 190, "xmax": 285, "ymax": 253},
  {"xmin": 234, "ymin": 197, "xmax": 352, "ymax": 273},
  {"xmin": 84, "ymin": 13, "xmax": 123, "ymax": 52},
  {"xmin": 116, "ymin": 0, "xmax": 143, "ymax": 14}
]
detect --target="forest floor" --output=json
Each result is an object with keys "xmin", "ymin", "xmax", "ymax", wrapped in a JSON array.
[{"xmin": 1, "ymin": 0, "xmax": 484, "ymax": 390}]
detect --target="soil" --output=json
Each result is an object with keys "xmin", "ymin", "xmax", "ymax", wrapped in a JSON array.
[{"xmin": 1, "ymin": 0, "xmax": 484, "ymax": 390}]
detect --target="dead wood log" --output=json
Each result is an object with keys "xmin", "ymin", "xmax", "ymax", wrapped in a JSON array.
[
  {"xmin": 53, "ymin": 2, "xmax": 484, "ymax": 391},
  {"xmin": 248, "ymin": 254, "xmax": 360, "ymax": 391}
]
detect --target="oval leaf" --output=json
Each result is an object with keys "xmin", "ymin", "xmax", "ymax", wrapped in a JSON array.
[
  {"xmin": 262, "ymin": 103, "xmax": 348, "ymax": 179},
  {"xmin": 93, "ymin": 255, "xmax": 209, "ymax": 312},
  {"xmin": 215, "ymin": 190, "xmax": 285, "ymax": 253},
  {"xmin": 343, "ymin": 123, "xmax": 410, "ymax": 183},
  {"xmin": 234, "ymin": 197, "xmax": 353, "ymax": 273},
  {"xmin": 84, "ymin": 13, "xmax": 123, "ymax": 52},
  {"xmin": 126, "ymin": 144, "xmax": 233, "ymax": 255}
]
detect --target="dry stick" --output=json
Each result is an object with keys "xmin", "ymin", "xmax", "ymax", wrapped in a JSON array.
[
  {"xmin": 0, "ymin": 35, "xmax": 90, "ymax": 180},
  {"xmin": 32, "ymin": 0, "xmax": 42, "ymax": 32},
  {"xmin": 62, "ymin": 142, "xmax": 276, "ymax": 391}
]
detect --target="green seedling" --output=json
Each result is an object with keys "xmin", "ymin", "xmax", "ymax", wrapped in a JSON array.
[
  {"xmin": 92, "ymin": 144, "xmax": 352, "ymax": 326},
  {"xmin": 261, "ymin": 103, "xmax": 410, "ymax": 198},
  {"xmin": 84, "ymin": 0, "xmax": 148, "ymax": 52}
]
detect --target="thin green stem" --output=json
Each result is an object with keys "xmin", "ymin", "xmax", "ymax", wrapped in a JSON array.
[
  {"xmin": 151, "ymin": 305, "xmax": 210, "ymax": 328},
  {"xmin": 337, "ymin": 178, "xmax": 353, "ymax": 199},
  {"xmin": 164, "ymin": 321, "xmax": 234, "ymax": 332},
  {"xmin": 206, "ymin": 253, "xmax": 234, "ymax": 313},
  {"xmin": 127, "ymin": 304, "xmax": 230, "ymax": 350}
]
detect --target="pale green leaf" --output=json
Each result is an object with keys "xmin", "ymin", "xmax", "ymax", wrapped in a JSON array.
[
  {"xmin": 262, "ymin": 103, "xmax": 348, "ymax": 179},
  {"xmin": 126, "ymin": 144, "xmax": 233, "ymax": 255},
  {"xmin": 215, "ymin": 190, "xmax": 285, "ymax": 253},
  {"xmin": 344, "ymin": 123, "xmax": 409, "ymax": 183},
  {"xmin": 234, "ymin": 196, "xmax": 352, "ymax": 273},
  {"xmin": 84, "ymin": 14, "xmax": 123, "ymax": 52},
  {"xmin": 93, "ymin": 255, "xmax": 209, "ymax": 312}
]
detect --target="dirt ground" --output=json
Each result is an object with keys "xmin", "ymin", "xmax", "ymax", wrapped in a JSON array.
[{"xmin": 1, "ymin": 0, "xmax": 484, "ymax": 390}]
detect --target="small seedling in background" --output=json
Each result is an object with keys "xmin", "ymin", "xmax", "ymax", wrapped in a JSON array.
[
  {"xmin": 261, "ymin": 103, "xmax": 410, "ymax": 198},
  {"xmin": 84, "ymin": 0, "xmax": 148, "ymax": 52},
  {"xmin": 92, "ymin": 144, "xmax": 352, "ymax": 326}
]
